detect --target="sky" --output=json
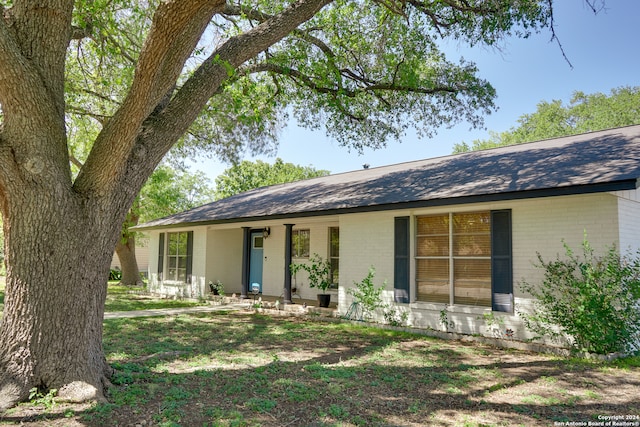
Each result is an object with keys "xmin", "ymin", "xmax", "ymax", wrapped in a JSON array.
[{"xmin": 189, "ymin": 0, "xmax": 640, "ymax": 183}]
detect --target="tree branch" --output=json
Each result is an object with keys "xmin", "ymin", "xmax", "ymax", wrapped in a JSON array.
[
  {"xmin": 70, "ymin": 24, "xmax": 92, "ymax": 41},
  {"xmin": 243, "ymin": 62, "xmax": 461, "ymax": 97},
  {"xmin": 222, "ymin": 4, "xmax": 273, "ymax": 23},
  {"xmin": 116, "ymin": 0, "xmax": 334, "ymax": 198},
  {"xmin": 66, "ymin": 105, "xmax": 110, "ymax": 125},
  {"xmin": 9, "ymin": 1, "xmax": 76, "ymax": 122},
  {"xmin": 0, "ymin": 8, "xmax": 49, "ymax": 117},
  {"xmin": 111, "ymin": 0, "xmax": 222, "ymax": 128},
  {"xmin": 545, "ymin": 0, "xmax": 573, "ymax": 69},
  {"xmin": 244, "ymin": 62, "xmax": 341, "ymax": 95},
  {"xmin": 0, "ymin": 1, "xmax": 74, "ymax": 185},
  {"xmin": 103, "ymin": 32, "xmax": 139, "ymax": 65},
  {"xmin": 372, "ymin": 0, "xmax": 408, "ymax": 18},
  {"xmin": 69, "ymin": 153, "xmax": 84, "ymax": 169},
  {"xmin": 74, "ymin": 0, "xmax": 224, "ymax": 195}
]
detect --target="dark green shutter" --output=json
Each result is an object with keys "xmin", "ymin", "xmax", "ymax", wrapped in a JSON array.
[
  {"xmin": 186, "ymin": 231, "xmax": 194, "ymax": 284},
  {"xmin": 157, "ymin": 233, "xmax": 165, "ymax": 281},
  {"xmin": 491, "ymin": 210, "xmax": 513, "ymax": 312},
  {"xmin": 394, "ymin": 216, "xmax": 410, "ymax": 303}
]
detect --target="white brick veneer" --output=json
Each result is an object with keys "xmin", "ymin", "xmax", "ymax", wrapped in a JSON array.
[{"xmin": 147, "ymin": 190, "xmax": 638, "ymax": 344}]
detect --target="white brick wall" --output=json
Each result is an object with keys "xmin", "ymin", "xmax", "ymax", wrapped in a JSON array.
[
  {"xmin": 338, "ymin": 193, "xmax": 623, "ymax": 341},
  {"xmin": 280, "ymin": 221, "xmax": 339, "ymax": 300},
  {"xmin": 147, "ymin": 230, "xmax": 160, "ymax": 288},
  {"xmin": 145, "ymin": 190, "xmax": 635, "ymax": 345},
  {"xmin": 340, "ymin": 211, "xmax": 396, "ymax": 311},
  {"xmin": 190, "ymin": 226, "xmax": 208, "ymax": 296},
  {"xmin": 512, "ymin": 193, "xmax": 619, "ymax": 291},
  {"xmin": 260, "ymin": 226, "xmax": 284, "ymax": 298},
  {"xmin": 110, "ymin": 238, "xmax": 150, "ymax": 272},
  {"xmin": 147, "ymin": 226, "xmax": 208, "ymax": 298},
  {"xmin": 206, "ymin": 228, "xmax": 243, "ymax": 294},
  {"xmin": 614, "ymin": 188, "xmax": 640, "ymax": 253}
]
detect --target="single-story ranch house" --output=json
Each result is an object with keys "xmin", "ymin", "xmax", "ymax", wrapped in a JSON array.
[{"xmin": 134, "ymin": 125, "xmax": 640, "ymax": 341}]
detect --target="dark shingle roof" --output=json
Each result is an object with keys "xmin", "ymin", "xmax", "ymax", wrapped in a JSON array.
[{"xmin": 135, "ymin": 125, "xmax": 640, "ymax": 230}]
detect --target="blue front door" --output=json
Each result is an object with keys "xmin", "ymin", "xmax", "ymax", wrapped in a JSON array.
[{"xmin": 249, "ymin": 231, "xmax": 264, "ymax": 293}]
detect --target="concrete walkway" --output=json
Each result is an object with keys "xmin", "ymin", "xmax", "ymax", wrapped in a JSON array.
[{"xmin": 103, "ymin": 302, "xmax": 251, "ymax": 319}]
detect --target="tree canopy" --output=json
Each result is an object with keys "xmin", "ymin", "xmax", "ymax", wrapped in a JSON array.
[
  {"xmin": 214, "ymin": 158, "xmax": 329, "ymax": 200},
  {"xmin": 140, "ymin": 165, "xmax": 215, "ymax": 222},
  {"xmin": 55, "ymin": 0, "xmax": 564, "ymax": 167},
  {"xmin": 0, "ymin": 0, "xmax": 600, "ymax": 410},
  {"xmin": 114, "ymin": 164, "xmax": 215, "ymax": 285},
  {"xmin": 452, "ymin": 86, "xmax": 640, "ymax": 153}
]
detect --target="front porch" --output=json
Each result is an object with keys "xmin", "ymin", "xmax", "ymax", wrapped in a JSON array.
[
  {"xmin": 203, "ymin": 291, "xmax": 340, "ymax": 317},
  {"xmin": 245, "ymin": 293, "xmax": 338, "ymax": 311}
]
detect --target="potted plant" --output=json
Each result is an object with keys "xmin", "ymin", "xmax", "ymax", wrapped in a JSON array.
[{"xmin": 290, "ymin": 253, "xmax": 333, "ymax": 307}]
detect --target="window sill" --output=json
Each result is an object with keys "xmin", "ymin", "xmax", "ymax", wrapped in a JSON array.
[
  {"xmin": 410, "ymin": 301, "xmax": 491, "ymax": 315},
  {"xmin": 162, "ymin": 281, "xmax": 188, "ymax": 287}
]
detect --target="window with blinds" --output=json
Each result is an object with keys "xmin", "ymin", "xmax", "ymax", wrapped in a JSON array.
[{"xmin": 416, "ymin": 212, "xmax": 492, "ymax": 307}]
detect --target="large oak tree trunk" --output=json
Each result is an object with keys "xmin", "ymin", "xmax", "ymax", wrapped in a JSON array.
[
  {"xmin": 0, "ymin": 185, "xmax": 122, "ymax": 410},
  {"xmin": 115, "ymin": 209, "xmax": 144, "ymax": 287},
  {"xmin": 115, "ymin": 235, "xmax": 143, "ymax": 287},
  {"xmin": 0, "ymin": 0, "xmax": 330, "ymax": 411}
]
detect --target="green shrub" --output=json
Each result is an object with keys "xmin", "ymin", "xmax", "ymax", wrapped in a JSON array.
[
  {"xmin": 29, "ymin": 387, "xmax": 57, "ymax": 411},
  {"xmin": 519, "ymin": 238, "xmax": 640, "ymax": 354},
  {"xmin": 109, "ymin": 267, "xmax": 122, "ymax": 281},
  {"xmin": 347, "ymin": 267, "xmax": 385, "ymax": 320},
  {"xmin": 382, "ymin": 305, "xmax": 409, "ymax": 327}
]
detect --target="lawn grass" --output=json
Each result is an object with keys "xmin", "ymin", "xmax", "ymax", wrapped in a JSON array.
[
  {"xmin": 104, "ymin": 283, "xmax": 206, "ymax": 312},
  {"xmin": 0, "ymin": 280, "xmax": 206, "ymax": 314},
  {"xmin": 2, "ymin": 310, "xmax": 638, "ymax": 426},
  {"xmin": 1, "ymin": 283, "xmax": 639, "ymax": 426}
]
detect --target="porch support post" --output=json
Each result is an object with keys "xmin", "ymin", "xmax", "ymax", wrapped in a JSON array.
[
  {"xmin": 283, "ymin": 223, "xmax": 294, "ymax": 304},
  {"xmin": 241, "ymin": 226, "xmax": 251, "ymax": 299}
]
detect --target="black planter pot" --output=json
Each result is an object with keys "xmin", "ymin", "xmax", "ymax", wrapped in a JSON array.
[{"xmin": 317, "ymin": 293, "xmax": 331, "ymax": 308}]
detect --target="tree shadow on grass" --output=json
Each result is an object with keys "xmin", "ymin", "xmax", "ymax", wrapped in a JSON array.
[
  {"xmin": 2, "ymin": 312, "xmax": 639, "ymax": 426},
  {"xmin": 4, "ymin": 358, "xmax": 638, "ymax": 426}
]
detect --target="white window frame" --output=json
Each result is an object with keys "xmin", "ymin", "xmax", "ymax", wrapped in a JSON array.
[
  {"xmin": 166, "ymin": 231, "xmax": 189, "ymax": 282},
  {"xmin": 292, "ymin": 229, "xmax": 310, "ymax": 258},
  {"xmin": 328, "ymin": 227, "xmax": 339, "ymax": 289}
]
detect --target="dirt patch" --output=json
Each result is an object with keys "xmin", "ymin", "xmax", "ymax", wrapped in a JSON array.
[{"xmin": 1, "ymin": 312, "xmax": 639, "ymax": 426}]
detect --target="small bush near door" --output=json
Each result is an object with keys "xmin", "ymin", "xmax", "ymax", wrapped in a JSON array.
[{"xmin": 519, "ymin": 237, "xmax": 640, "ymax": 355}]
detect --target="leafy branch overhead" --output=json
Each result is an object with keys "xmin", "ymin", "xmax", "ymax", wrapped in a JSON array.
[
  {"xmin": 61, "ymin": 0, "xmax": 558, "ymax": 173},
  {"xmin": 0, "ymin": 0, "xmax": 602, "ymax": 411}
]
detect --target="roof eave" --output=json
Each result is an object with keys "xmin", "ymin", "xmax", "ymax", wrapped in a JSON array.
[{"xmin": 132, "ymin": 179, "xmax": 638, "ymax": 231}]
